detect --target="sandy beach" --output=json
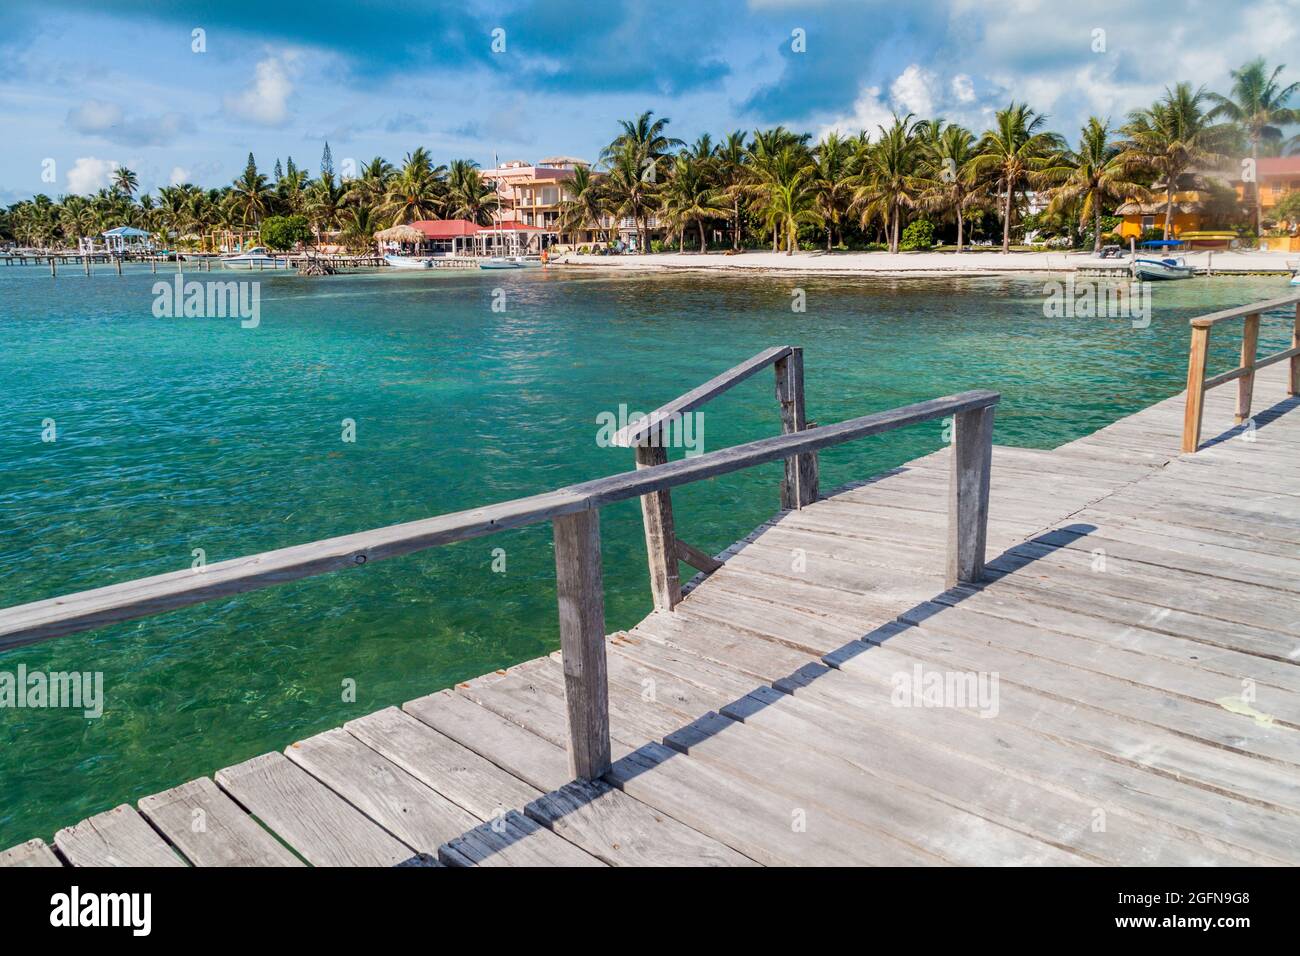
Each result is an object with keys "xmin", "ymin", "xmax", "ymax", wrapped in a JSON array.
[{"xmin": 553, "ymin": 248, "xmax": 1298, "ymax": 276}]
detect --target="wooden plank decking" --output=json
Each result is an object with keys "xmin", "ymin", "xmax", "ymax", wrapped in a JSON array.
[{"xmin": 5, "ymin": 363, "xmax": 1298, "ymax": 867}]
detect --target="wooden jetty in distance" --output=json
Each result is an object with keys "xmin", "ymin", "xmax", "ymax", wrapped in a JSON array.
[{"xmin": 1, "ymin": 293, "xmax": 1299, "ymax": 867}]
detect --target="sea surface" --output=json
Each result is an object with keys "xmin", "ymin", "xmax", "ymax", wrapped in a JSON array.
[{"xmin": 0, "ymin": 261, "xmax": 1293, "ymax": 847}]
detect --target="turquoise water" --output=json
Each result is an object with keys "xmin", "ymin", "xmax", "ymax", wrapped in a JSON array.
[{"xmin": 0, "ymin": 263, "xmax": 1293, "ymax": 847}]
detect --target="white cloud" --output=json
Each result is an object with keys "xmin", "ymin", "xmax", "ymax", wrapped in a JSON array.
[
  {"xmin": 169, "ymin": 166, "xmax": 191, "ymax": 185},
  {"xmin": 817, "ymin": 84, "xmax": 893, "ymax": 138},
  {"xmin": 223, "ymin": 54, "xmax": 298, "ymax": 126},
  {"xmin": 66, "ymin": 98, "xmax": 194, "ymax": 146},
  {"xmin": 67, "ymin": 157, "xmax": 119, "ymax": 193},
  {"xmin": 67, "ymin": 99, "xmax": 123, "ymax": 133},
  {"xmin": 890, "ymin": 64, "xmax": 938, "ymax": 118},
  {"xmin": 951, "ymin": 74, "xmax": 975, "ymax": 103}
]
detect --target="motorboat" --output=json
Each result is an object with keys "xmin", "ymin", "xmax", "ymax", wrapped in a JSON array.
[
  {"xmin": 220, "ymin": 247, "xmax": 288, "ymax": 270},
  {"xmin": 383, "ymin": 254, "xmax": 433, "ymax": 270},
  {"xmin": 1132, "ymin": 239, "xmax": 1195, "ymax": 281},
  {"xmin": 479, "ymin": 256, "xmax": 528, "ymax": 270},
  {"xmin": 1132, "ymin": 255, "xmax": 1195, "ymax": 280}
]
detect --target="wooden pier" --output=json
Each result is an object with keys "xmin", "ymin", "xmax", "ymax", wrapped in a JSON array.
[{"xmin": 2, "ymin": 294, "xmax": 1299, "ymax": 867}]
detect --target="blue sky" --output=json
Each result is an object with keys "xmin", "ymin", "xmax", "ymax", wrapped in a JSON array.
[{"xmin": 1, "ymin": 0, "xmax": 1296, "ymax": 202}]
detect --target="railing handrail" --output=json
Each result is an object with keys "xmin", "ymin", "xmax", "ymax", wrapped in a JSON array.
[
  {"xmin": 611, "ymin": 345, "xmax": 793, "ymax": 447},
  {"xmin": 1190, "ymin": 292, "xmax": 1300, "ymax": 328},
  {"xmin": 0, "ymin": 388, "xmax": 1000, "ymax": 651},
  {"xmin": 1182, "ymin": 294, "xmax": 1300, "ymax": 452}
]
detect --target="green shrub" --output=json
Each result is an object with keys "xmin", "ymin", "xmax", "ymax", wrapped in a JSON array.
[
  {"xmin": 260, "ymin": 215, "xmax": 312, "ymax": 251},
  {"xmin": 900, "ymin": 219, "xmax": 935, "ymax": 251}
]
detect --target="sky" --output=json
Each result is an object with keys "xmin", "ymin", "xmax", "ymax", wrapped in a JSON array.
[{"xmin": 1, "ymin": 0, "xmax": 1296, "ymax": 203}]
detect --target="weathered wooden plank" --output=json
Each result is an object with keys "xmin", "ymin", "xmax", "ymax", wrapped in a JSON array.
[
  {"xmin": 55, "ymin": 804, "xmax": 186, "ymax": 867},
  {"xmin": 0, "ymin": 839, "xmax": 63, "ymax": 867},
  {"xmin": 552, "ymin": 509, "xmax": 611, "ymax": 779},
  {"xmin": 138, "ymin": 777, "xmax": 302, "ymax": 867},
  {"xmin": 675, "ymin": 538, "xmax": 724, "ymax": 574},
  {"xmin": 607, "ymin": 741, "xmax": 942, "ymax": 866},
  {"xmin": 215, "ymin": 752, "xmax": 424, "ymax": 866},
  {"xmin": 405, "ymin": 689, "xmax": 574, "ymax": 793},
  {"xmin": 775, "ymin": 347, "xmax": 818, "ymax": 509},
  {"xmin": 285, "ymin": 728, "xmax": 479, "ymax": 856},
  {"xmin": 634, "ymin": 442, "xmax": 682, "ymax": 610},
  {"xmin": 1182, "ymin": 323, "xmax": 1212, "ymax": 452},
  {"xmin": 439, "ymin": 811, "xmax": 605, "ymax": 867}
]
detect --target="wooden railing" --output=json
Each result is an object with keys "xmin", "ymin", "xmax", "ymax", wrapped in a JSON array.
[
  {"xmin": 611, "ymin": 346, "xmax": 819, "ymax": 611},
  {"xmin": 1183, "ymin": 293, "xmax": 1300, "ymax": 452},
  {"xmin": 0, "ymin": 364, "xmax": 999, "ymax": 781}
]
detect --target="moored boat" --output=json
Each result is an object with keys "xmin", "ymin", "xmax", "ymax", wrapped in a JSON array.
[
  {"xmin": 219, "ymin": 247, "xmax": 289, "ymax": 270},
  {"xmin": 383, "ymin": 253, "xmax": 433, "ymax": 270},
  {"xmin": 1133, "ymin": 255, "xmax": 1195, "ymax": 281}
]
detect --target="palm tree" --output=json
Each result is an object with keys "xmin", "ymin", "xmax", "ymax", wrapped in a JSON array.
[
  {"xmin": 557, "ymin": 165, "xmax": 608, "ymax": 243},
  {"xmin": 1207, "ymin": 59, "xmax": 1300, "ymax": 234},
  {"xmin": 231, "ymin": 153, "xmax": 273, "ymax": 227},
  {"xmin": 112, "ymin": 166, "xmax": 139, "ymax": 200},
  {"xmin": 715, "ymin": 130, "xmax": 749, "ymax": 249},
  {"xmin": 339, "ymin": 202, "xmax": 381, "ymax": 254},
  {"xmin": 1044, "ymin": 118, "xmax": 1151, "ymax": 253},
  {"xmin": 58, "ymin": 195, "xmax": 95, "ymax": 244},
  {"xmin": 915, "ymin": 121, "xmax": 983, "ymax": 251},
  {"xmin": 601, "ymin": 139, "xmax": 661, "ymax": 252},
  {"xmin": 1117, "ymin": 84, "xmax": 1230, "ymax": 240},
  {"xmin": 852, "ymin": 114, "xmax": 923, "ymax": 254},
  {"xmin": 747, "ymin": 126, "xmax": 812, "ymax": 250},
  {"xmin": 348, "ymin": 156, "xmax": 394, "ymax": 208},
  {"xmin": 445, "ymin": 159, "xmax": 498, "ymax": 225},
  {"xmin": 382, "ymin": 149, "xmax": 447, "ymax": 226},
  {"xmin": 747, "ymin": 145, "xmax": 817, "ymax": 254},
  {"xmin": 810, "ymin": 131, "xmax": 857, "ymax": 250},
  {"xmin": 305, "ymin": 172, "xmax": 346, "ymax": 245},
  {"xmin": 661, "ymin": 154, "xmax": 729, "ymax": 252},
  {"xmin": 969, "ymin": 103, "xmax": 1066, "ymax": 253},
  {"xmin": 602, "ymin": 112, "xmax": 684, "ymax": 250}
]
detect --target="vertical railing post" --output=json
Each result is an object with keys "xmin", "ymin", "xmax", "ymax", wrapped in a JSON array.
[
  {"xmin": 1182, "ymin": 323, "xmax": 1211, "ymax": 453},
  {"xmin": 947, "ymin": 403, "xmax": 995, "ymax": 588},
  {"xmin": 551, "ymin": 510, "xmax": 611, "ymax": 780},
  {"xmin": 1236, "ymin": 312, "xmax": 1260, "ymax": 424},
  {"xmin": 1289, "ymin": 303, "xmax": 1300, "ymax": 398},
  {"xmin": 634, "ymin": 430, "xmax": 682, "ymax": 611},
  {"xmin": 775, "ymin": 347, "xmax": 819, "ymax": 509}
]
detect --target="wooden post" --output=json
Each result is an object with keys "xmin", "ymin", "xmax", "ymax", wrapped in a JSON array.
[
  {"xmin": 1289, "ymin": 303, "xmax": 1300, "ymax": 397},
  {"xmin": 552, "ymin": 510, "xmax": 611, "ymax": 780},
  {"xmin": 775, "ymin": 347, "xmax": 818, "ymax": 509},
  {"xmin": 49, "ymin": 257, "xmax": 56, "ymax": 278},
  {"xmin": 947, "ymin": 404, "xmax": 994, "ymax": 587},
  {"xmin": 1236, "ymin": 313, "xmax": 1260, "ymax": 424},
  {"xmin": 634, "ymin": 437, "xmax": 681, "ymax": 611},
  {"xmin": 114, "ymin": 256, "xmax": 122, "ymax": 276},
  {"xmin": 1182, "ymin": 323, "xmax": 1211, "ymax": 452}
]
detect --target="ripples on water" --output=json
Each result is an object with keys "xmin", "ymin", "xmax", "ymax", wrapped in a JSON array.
[{"xmin": 0, "ymin": 264, "xmax": 1291, "ymax": 844}]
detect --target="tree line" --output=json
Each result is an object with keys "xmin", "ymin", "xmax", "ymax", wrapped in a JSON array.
[{"xmin": 3, "ymin": 58, "xmax": 1296, "ymax": 255}]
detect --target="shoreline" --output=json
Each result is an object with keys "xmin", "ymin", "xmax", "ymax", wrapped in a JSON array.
[{"xmin": 552, "ymin": 249, "xmax": 1298, "ymax": 277}]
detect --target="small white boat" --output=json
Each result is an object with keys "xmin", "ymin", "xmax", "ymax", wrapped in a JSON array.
[
  {"xmin": 479, "ymin": 256, "xmax": 527, "ymax": 270},
  {"xmin": 1288, "ymin": 259, "xmax": 1300, "ymax": 286},
  {"xmin": 220, "ymin": 247, "xmax": 288, "ymax": 270},
  {"xmin": 383, "ymin": 254, "xmax": 433, "ymax": 270},
  {"xmin": 1133, "ymin": 256, "xmax": 1195, "ymax": 281}
]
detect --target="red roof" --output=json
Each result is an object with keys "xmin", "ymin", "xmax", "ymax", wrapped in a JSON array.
[
  {"xmin": 409, "ymin": 219, "xmax": 480, "ymax": 238},
  {"xmin": 484, "ymin": 220, "xmax": 544, "ymax": 231},
  {"xmin": 1257, "ymin": 157, "xmax": 1300, "ymax": 176}
]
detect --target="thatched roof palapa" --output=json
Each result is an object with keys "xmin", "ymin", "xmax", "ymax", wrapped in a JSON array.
[{"xmin": 374, "ymin": 224, "xmax": 424, "ymax": 242}]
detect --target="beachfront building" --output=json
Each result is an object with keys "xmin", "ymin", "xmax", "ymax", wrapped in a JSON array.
[
  {"xmin": 482, "ymin": 159, "xmax": 586, "ymax": 236},
  {"xmin": 95, "ymin": 225, "xmax": 154, "ymax": 255},
  {"xmin": 409, "ymin": 219, "xmax": 480, "ymax": 255},
  {"xmin": 1236, "ymin": 157, "xmax": 1300, "ymax": 241},
  {"xmin": 1116, "ymin": 170, "xmax": 1239, "ymax": 241}
]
